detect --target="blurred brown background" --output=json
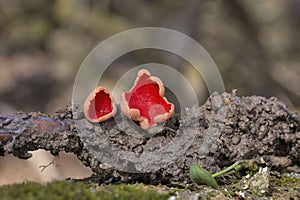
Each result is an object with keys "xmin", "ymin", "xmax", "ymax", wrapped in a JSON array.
[{"xmin": 0, "ymin": 0, "xmax": 299, "ymax": 185}]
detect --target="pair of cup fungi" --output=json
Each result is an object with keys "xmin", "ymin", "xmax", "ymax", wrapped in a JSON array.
[{"xmin": 83, "ymin": 69, "xmax": 175, "ymax": 129}]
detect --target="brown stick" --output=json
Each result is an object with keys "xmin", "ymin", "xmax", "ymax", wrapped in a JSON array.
[{"xmin": 1, "ymin": 92, "xmax": 299, "ymax": 184}]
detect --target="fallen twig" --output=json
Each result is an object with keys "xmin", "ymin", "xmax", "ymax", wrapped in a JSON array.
[{"xmin": 0, "ymin": 92, "xmax": 299, "ymax": 184}]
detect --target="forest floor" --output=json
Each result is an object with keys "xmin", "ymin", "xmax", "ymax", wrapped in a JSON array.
[{"xmin": 0, "ymin": 165, "xmax": 299, "ymax": 200}]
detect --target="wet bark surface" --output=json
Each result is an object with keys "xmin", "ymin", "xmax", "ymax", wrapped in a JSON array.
[{"xmin": 0, "ymin": 92, "xmax": 299, "ymax": 184}]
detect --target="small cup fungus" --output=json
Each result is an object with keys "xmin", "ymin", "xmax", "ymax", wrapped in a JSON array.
[
  {"xmin": 121, "ymin": 69, "xmax": 175, "ymax": 129},
  {"xmin": 83, "ymin": 87, "xmax": 117, "ymax": 123}
]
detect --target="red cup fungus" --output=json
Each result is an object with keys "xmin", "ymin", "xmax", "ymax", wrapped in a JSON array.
[
  {"xmin": 83, "ymin": 87, "xmax": 117, "ymax": 123},
  {"xmin": 121, "ymin": 69, "xmax": 175, "ymax": 129}
]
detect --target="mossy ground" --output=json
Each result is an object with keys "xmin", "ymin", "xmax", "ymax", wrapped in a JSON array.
[
  {"xmin": 0, "ymin": 181, "xmax": 170, "ymax": 200},
  {"xmin": 269, "ymin": 174, "xmax": 300, "ymax": 199},
  {"xmin": 0, "ymin": 168, "xmax": 299, "ymax": 200}
]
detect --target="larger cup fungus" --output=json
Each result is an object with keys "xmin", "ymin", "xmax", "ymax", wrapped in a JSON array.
[
  {"xmin": 83, "ymin": 87, "xmax": 117, "ymax": 123},
  {"xmin": 121, "ymin": 69, "xmax": 175, "ymax": 129}
]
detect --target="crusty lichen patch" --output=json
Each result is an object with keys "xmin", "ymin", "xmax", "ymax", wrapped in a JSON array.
[{"xmin": 217, "ymin": 166, "xmax": 300, "ymax": 199}]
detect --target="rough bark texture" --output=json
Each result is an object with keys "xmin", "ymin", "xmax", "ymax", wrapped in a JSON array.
[{"xmin": 0, "ymin": 92, "xmax": 299, "ymax": 184}]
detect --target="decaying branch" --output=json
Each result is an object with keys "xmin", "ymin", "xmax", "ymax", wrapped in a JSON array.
[{"xmin": 0, "ymin": 92, "xmax": 299, "ymax": 184}]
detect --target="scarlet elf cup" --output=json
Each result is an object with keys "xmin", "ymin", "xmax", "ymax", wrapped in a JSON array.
[
  {"xmin": 121, "ymin": 69, "xmax": 175, "ymax": 129},
  {"xmin": 83, "ymin": 69, "xmax": 175, "ymax": 130}
]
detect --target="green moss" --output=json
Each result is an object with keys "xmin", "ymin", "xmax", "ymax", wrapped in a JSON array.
[
  {"xmin": 0, "ymin": 181, "xmax": 169, "ymax": 200},
  {"xmin": 270, "ymin": 175, "xmax": 300, "ymax": 187}
]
